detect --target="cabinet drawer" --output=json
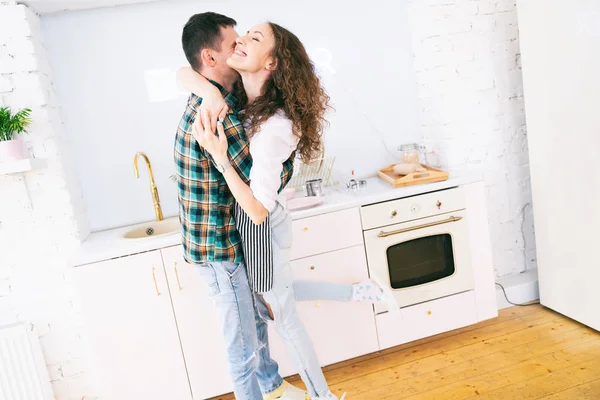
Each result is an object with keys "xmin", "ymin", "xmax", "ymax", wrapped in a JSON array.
[
  {"xmin": 360, "ymin": 187, "xmax": 465, "ymax": 230},
  {"xmin": 376, "ymin": 290, "xmax": 476, "ymax": 350},
  {"xmin": 290, "ymin": 245, "xmax": 368, "ymax": 282},
  {"xmin": 291, "ymin": 208, "xmax": 363, "ymax": 260}
]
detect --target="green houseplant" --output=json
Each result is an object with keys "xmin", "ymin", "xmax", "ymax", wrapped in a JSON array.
[{"xmin": 0, "ymin": 107, "xmax": 32, "ymax": 162}]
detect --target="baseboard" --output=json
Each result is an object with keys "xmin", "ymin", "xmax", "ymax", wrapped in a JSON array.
[{"xmin": 495, "ymin": 268, "xmax": 540, "ymax": 310}]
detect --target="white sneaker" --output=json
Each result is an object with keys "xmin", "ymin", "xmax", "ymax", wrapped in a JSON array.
[
  {"xmin": 352, "ymin": 279, "xmax": 401, "ymax": 315},
  {"xmin": 352, "ymin": 279, "xmax": 385, "ymax": 302},
  {"xmin": 264, "ymin": 381, "xmax": 308, "ymax": 400}
]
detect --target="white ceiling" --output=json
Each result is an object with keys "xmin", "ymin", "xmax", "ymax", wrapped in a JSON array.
[{"xmin": 21, "ymin": 0, "xmax": 161, "ymax": 14}]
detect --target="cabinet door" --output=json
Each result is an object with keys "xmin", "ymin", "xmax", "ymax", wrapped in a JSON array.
[
  {"xmin": 268, "ymin": 245, "xmax": 380, "ymax": 377},
  {"xmin": 160, "ymin": 245, "xmax": 232, "ymax": 399},
  {"xmin": 72, "ymin": 250, "xmax": 191, "ymax": 400}
]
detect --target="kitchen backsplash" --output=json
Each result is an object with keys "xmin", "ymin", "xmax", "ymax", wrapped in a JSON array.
[{"xmin": 41, "ymin": 0, "xmax": 419, "ymax": 231}]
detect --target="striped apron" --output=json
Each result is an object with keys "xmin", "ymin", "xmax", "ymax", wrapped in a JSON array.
[{"xmin": 234, "ymin": 202, "xmax": 274, "ymax": 293}]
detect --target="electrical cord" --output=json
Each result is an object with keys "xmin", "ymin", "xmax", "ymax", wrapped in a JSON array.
[{"xmin": 496, "ymin": 282, "xmax": 540, "ymax": 307}]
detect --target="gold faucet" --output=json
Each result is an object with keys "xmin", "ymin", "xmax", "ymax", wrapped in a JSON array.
[{"xmin": 133, "ymin": 152, "xmax": 164, "ymax": 221}]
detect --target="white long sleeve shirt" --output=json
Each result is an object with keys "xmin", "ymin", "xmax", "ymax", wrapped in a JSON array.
[{"xmin": 248, "ymin": 111, "xmax": 299, "ymax": 213}]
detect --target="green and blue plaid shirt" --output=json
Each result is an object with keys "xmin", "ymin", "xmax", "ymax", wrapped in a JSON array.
[{"xmin": 174, "ymin": 82, "xmax": 293, "ymax": 265}]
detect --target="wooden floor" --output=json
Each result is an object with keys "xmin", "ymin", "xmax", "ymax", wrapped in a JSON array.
[{"xmin": 213, "ymin": 305, "xmax": 600, "ymax": 399}]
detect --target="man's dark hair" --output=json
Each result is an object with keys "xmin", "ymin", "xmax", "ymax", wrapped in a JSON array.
[{"xmin": 182, "ymin": 12, "xmax": 237, "ymax": 72}]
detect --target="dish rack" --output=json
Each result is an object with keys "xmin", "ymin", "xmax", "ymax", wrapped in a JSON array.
[{"xmin": 287, "ymin": 156, "xmax": 336, "ymax": 190}]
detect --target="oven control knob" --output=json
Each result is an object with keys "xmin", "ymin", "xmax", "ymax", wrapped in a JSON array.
[
  {"xmin": 410, "ymin": 204, "xmax": 420, "ymax": 213},
  {"xmin": 391, "ymin": 210, "xmax": 398, "ymax": 218},
  {"xmin": 436, "ymin": 200, "xmax": 442, "ymax": 209}
]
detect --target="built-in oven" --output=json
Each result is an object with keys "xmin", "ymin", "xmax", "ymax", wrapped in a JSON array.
[{"xmin": 362, "ymin": 187, "xmax": 474, "ymax": 314}]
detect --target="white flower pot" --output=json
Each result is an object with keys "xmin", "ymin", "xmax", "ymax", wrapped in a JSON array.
[{"xmin": 0, "ymin": 139, "xmax": 27, "ymax": 162}]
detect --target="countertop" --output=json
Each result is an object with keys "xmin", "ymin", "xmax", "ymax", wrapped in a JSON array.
[{"xmin": 71, "ymin": 173, "xmax": 481, "ymax": 267}]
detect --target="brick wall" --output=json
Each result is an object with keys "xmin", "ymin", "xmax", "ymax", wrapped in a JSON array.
[
  {"xmin": 407, "ymin": 0, "xmax": 536, "ymax": 276},
  {"xmin": 0, "ymin": 1, "xmax": 96, "ymax": 398}
]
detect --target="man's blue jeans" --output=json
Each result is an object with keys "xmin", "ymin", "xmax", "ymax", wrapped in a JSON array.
[{"xmin": 197, "ymin": 261, "xmax": 283, "ymax": 400}]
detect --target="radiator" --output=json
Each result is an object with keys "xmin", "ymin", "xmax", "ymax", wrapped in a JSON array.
[{"xmin": 0, "ymin": 323, "xmax": 54, "ymax": 400}]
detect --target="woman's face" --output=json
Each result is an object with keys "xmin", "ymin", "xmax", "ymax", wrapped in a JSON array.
[{"xmin": 227, "ymin": 23, "xmax": 276, "ymax": 73}]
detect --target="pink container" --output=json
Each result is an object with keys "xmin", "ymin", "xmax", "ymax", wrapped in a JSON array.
[
  {"xmin": 282, "ymin": 187, "xmax": 297, "ymax": 200},
  {"xmin": 0, "ymin": 139, "xmax": 27, "ymax": 162}
]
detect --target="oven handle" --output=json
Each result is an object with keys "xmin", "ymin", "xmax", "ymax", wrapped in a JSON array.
[{"xmin": 377, "ymin": 216, "xmax": 463, "ymax": 238}]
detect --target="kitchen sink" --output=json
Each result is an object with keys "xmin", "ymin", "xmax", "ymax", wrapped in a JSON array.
[{"xmin": 122, "ymin": 217, "xmax": 180, "ymax": 240}]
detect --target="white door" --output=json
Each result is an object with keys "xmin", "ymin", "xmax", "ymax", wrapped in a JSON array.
[
  {"xmin": 518, "ymin": 0, "xmax": 600, "ymax": 330},
  {"xmin": 160, "ymin": 245, "xmax": 232, "ymax": 399},
  {"xmin": 72, "ymin": 250, "xmax": 192, "ymax": 400},
  {"xmin": 268, "ymin": 245, "xmax": 380, "ymax": 377}
]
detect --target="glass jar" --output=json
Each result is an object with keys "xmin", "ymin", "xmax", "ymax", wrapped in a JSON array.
[{"xmin": 398, "ymin": 143, "xmax": 422, "ymax": 164}]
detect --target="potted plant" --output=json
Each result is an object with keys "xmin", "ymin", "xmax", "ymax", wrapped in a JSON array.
[{"xmin": 0, "ymin": 107, "xmax": 32, "ymax": 162}]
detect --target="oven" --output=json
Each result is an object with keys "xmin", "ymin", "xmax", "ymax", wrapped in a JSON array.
[{"xmin": 362, "ymin": 187, "xmax": 474, "ymax": 314}]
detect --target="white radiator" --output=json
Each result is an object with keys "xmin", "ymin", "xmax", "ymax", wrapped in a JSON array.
[{"xmin": 0, "ymin": 323, "xmax": 54, "ymax": 400}]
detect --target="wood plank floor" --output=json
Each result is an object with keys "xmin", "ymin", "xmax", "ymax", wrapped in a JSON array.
[{"xmin": 212, "ymin": 305, "xmax": 600, "ymax": 399}]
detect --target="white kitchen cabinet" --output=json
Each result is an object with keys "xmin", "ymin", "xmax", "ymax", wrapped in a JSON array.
[
  {"xmin": 268, "ymin": 245, "xmax": 380, "ymax": 376},
  {"xmin": 159, "ymin": 244, "xmax": 379, "ymax": 395},
  {"xmin": 290, "ymin": 208, "xmax": 363, "ymax": 260},
  {"xmin": 72, "ymin": 250, "xmax": 192, "ymax": 400},
  {"xmin": 376, "ymin": 290, "xmax": 477, "ymax": 350},
  {"xmin": 160, "ymin": 245, "xmax": 232, "ymax": 400},
  {"xmin": 71, "ymin": 177, "xmax": 497, "ymax": 399}
]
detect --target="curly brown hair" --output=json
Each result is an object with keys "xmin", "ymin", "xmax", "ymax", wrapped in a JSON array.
[{"xmin": 235, "ymin": 22, "xmax": 331, "ymax": 163}]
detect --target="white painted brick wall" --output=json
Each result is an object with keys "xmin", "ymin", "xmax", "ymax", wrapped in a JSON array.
[
  {"xmin": 0, "ymin": 3, "xmax": 96, "ymax": 399},
  {"xmin": 407, "ymin": 0, "xmax": 536, "ymax": 276}
]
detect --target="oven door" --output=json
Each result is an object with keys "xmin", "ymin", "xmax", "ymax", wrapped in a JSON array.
[{"xmin": 364, "ymin": 209, "xmax": 473, "ymax": 313}]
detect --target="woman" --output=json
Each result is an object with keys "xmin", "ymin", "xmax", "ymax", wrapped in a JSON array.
[{"xmin": 182, "ymin": 22, "xmax": 396, "ymax": 400}]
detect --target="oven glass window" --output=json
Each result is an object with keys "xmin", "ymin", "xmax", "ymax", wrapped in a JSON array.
[{"xmin": 386, "ymin": 234, "xmax": 455, "ymax": 289}]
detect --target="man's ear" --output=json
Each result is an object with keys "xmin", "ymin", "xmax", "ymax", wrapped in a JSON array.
[
  {"xmin": 266, "ymin": 57, "xmax": 278, "ymax": 71},
  {"xmin": 200, "ymin": 49, "xmax": 216, "ymax": 67}
]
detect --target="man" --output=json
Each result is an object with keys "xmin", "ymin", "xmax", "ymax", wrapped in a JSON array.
[{"xmin": 174, "ymin": 12, "xmax": 304, "ymax": 400}]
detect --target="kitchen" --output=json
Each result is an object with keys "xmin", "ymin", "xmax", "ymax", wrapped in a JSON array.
[{"xmin": 0, "ymin": 0, "xmax": 598, "ymax": 399}]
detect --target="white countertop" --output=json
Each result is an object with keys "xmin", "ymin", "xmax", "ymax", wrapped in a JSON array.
[
  {"xmin": 289, "ymin": 173, "xmax": 480, "ymax": 219},
  {"xmin": 71, "ymin": 173, "xmax": 481, "ymax": 266}
]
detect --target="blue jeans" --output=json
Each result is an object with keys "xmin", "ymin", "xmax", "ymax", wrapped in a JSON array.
[
  {"xmin": 197, "ymin": 207, "xmax": 353, "ymax": 399},
  {"xmin": 196, "ymin": 262, "xmax": 353, "ymax": 400},
  {"xmin": 197, "ymin": 261, "xmax": 283, "ymax": 400},
  {"xmin": 261, "ymin": 203, "xmax": 338, "ymax": 399}
]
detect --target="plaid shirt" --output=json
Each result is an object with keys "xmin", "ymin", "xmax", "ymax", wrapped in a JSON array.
[{"xmin": 174, "ymin": 82, "xmax": 293, "ymax": 265}]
